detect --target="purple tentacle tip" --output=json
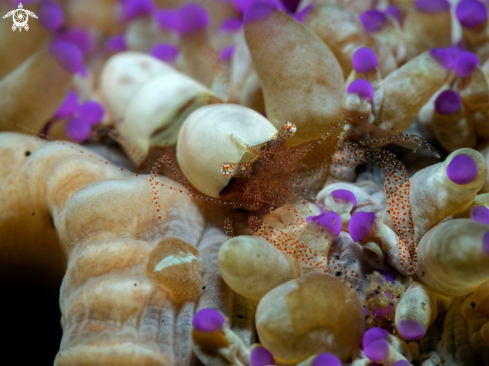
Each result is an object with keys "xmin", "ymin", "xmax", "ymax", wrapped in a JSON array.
[
  {"xmin": 359, "ymin": 10, "xmax": 387, "ymax": 33},
  {"xmin": 192, "ymin": 308, "xmax": 225, "ymax": 332},
  {"xmin": 312, "ymin": 353, "xmax": 341, "ymax": 366},
  {"xmin": 397, "ymin": 320, "xmax": 425, "ymax": 340},
  {"xmin": 454, "ymin": 51, "xmax": 479, "ymax": 77},
  {"xmin": 294, "ymin": 4, "xmax": 313, "ymax": 22},
  {"xmin": 446, "ymin": 153, "xmax": 478, "ymax": 185},
  {"xmin": 347, "ymin": 79, "xmax": 374, "ymax": 100},
  {"xmin": 393, "ymin": 361, "xmax": 411, "ymax": 366},
  {"xmin": 311, "ymin": 211, "xmax": 342, "ymax": 236},
  {"xmin": 38, "ymin": 1, "xmax": 64, "ymax": 31},
  {"xmin": 445, "ymin": 44, "xmax": 464, "ymax": 59},
  {"xmin": 456, "ymin": 0, "xmax": 487, "ymax": 29},
  {"xmin": 155, "ymin": 9, "xmax": 176, "ymax": 30},
  {"xmin": 219, "ymin": 17, "xmax": 242, "ymax": 32},
  {"xmin": 54, "ymin": 90, "xmax": 78, "ymax": 119},
  {"xmin": 482, "ymin": 231, "xmax": 489, "ymax": 255},
  {"xmin": 331, "ymin": 189, "xmax": 357, "ymax": 208},
  {"xmin": 434, "ymin": 90, "xmax": 461, "ymax": 115},
  {"xmin": 220, "ymin": 45, "xmax": 235, "ymax": 61},
  {"xmin": 55, "ymin": 28, "xmax": 93, "ymax": 56},
  {"xmin": 415, "ymin": 0, "xmax": 450, "ymax": 14},
  {"xmin": 122, "ymin": 0, "xmax": 155, "ymax": 21},
  {"xmin": 106, "ymin": 35, "xmax": 127, "ymax": 52},
  {"xmin": 151, "ymin": 43, "xmax": 179, "ymax": 63},
  {"xmin": 348, "ymin": 211, "xmax": 376, "ymax": 242},
  {"xmin": 77, "ymin": 101, "xmax": 104, "ymax": 126},
  {"xmin": 429, "ymin": 48, "xmax": 453, "ymax": 71},
  {"xmin": 352, "ymin": 47, "xmax": 378, "ymax": 73},
  {"xmin": 362, "ymin": 327, "xmax": 389, "ymax": 349},
  {"xmin": 364, "ymin": 338, "xmax": 389, "ymax": 362},
  {"xmin": 472, "ymin": 206, "xmax": 489, "ymax": 225},
  {"xmin": 243, "ymin": 0, "xmax": 278, "ymax": 23},
  {"xmin": 50, "ymin": 41, "xmax": 84, "ymax": 75},
  {"xmin": 176, "ymin": 4, "xmax": 210, "ymax": 34},
  {"xmin": 250, "ymin": 346, "xmax": 274, "ymax": 366},
  {"xmin": 384, "ymin": 5, "xmax": 402, "ymax": 24},
  {"xmin": 67, "ymin": 117, "xmax": 91, "ymax": 143}
]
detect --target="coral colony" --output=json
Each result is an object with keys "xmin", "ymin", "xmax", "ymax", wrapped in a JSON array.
[{"xmin": 4, "ymin": 0, "xmax": 489, "ymax": 365}]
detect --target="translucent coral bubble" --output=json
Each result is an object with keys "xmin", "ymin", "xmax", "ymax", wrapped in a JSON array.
[
  {"xmin": 122, "ymin": 0, "xmax": 155, "ymax": 21},
  {"xmin": 364, "ymin": 338, "xmax": 389, "ymax": 362},
  {"xmin": 54, "ymin": 90, "xmax": 78, "ymax": 119},
  {"xmin": 456, "ymin": 0, "xmax": 487, "ymax": 29},
  {"xmin": 55, "ymin": 28, "xmax": 93, "ymax": 56},
  {"xmin": 362, "ymin": 327, "xmax": 388, "ymax": 349},
  {"xmin": 348, "ymin": 212, "xmax": 375, "ymax": 242},
  {"xmin": 347, "ymin": 79, "xmax": 374, "ymax": 100},
  {"xmin": 220, "ymin": 45, "xmax": 235, "ymax": 61},
  {"xmin": 471, "ymin": 206, "xmax": 489, "ymax": 225},
  {"xmin": 77, "ymin": 101, "xmax": 104, "ymax": 126},
  {"xmin": 151, "ymin": 43, "xmax": 179, "ymax": 63},
  {"xmin": 49, "ymin": 41, "xmax": 84, "ymax": 74},
  {"xmin": 434, "ymin": 90, "xmax": 461, "ymax": 115},
  {"xmin": 243, "ymin": 0, "xmax": 278, "ymax": 23},
  {"xmin": 219, "ymin": 17, "xmax": 242, "ymax": 32},
  {"xmin": 311, "ymin": 211, "xmax": 342, "ymax": 236},
  {"xmin": 415, "ymin": 0, "xmax": 450, "ymax": 14},
  {"xmin": 446, "ymin": 153, "xmax": 478, "ymax": 185},
  {"xmin": 397, "ymin": 319, "xmax": 425, "ymax": 340},
  {"xmin": 359, "ymin": 10, "xmax": 387, "ymax": 33},
  {"xmin": 250, "ymin": 346, "xmax": 275, "ymax": 366},
  {"xmin": 352, "ymin": 47, "xmax": 378, "ymax": 73},
  {"xmin": 175, "ymin": 3, "xmax": 210, "ymax": 34},
  {"xmin": 66, "ymin": 117, "xmax": 91, "ymax": 143},
  {"xmin": 312, "ymin": 353, "xmax": 342, "ymax": 366},
  {"xmin": 454, "ymin": 51, "xmax": 479, "ymax": 77},
  {"xmin": 38, "ymin": 1, "xmax": 64, "ymax": 31},
  {"xmin": 429, "ymin": 48, "xmax": 453, "ymax": 70},
  {"xmin": 192, "ymin": 308, "xmax": 225, "ymax": 332},
  {"xmin": 331, "ymin": 189, "xmax": 357, "ymax": 208}
]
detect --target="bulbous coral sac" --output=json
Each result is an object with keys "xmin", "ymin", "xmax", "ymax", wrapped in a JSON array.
[
  {"xmin": 255, "ymin": 272, "xmax": 365, "ymax": 364},
  {"xmin": 243, "ymin": 1, "xmax": 346, "ymax": 147}
]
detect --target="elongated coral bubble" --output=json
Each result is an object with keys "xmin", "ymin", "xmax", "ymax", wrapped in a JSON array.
[
  {"xmin": 429, "ymin": 48, "xmax": 453, "ymax": 70},
  {"xmin": 349, "ymin": 212, "xmax": 375, "ymax": 242},
  {"xmin": 49, "ymin": 42, "xmax": 84, "ymax": 74},
  {"xmin": 243, "ymin": 0, "xmax": 277, "ymax": 23},
  {"xmin": 220, "ymin": 45, "xmax": 235, "ymax": 61},
  {"xmin": 384, "ymin": 5, "xmax": 402, "ymax": 24},
  {"xmin": 471, "ymin": 206, "xmax": 489, "ymax": 225},
  {"xmin": 352, "ymin": 47, "xmax": 378, "ymax": 73},
  {"xmin": 312, "ymin": 353, "xmax": 341, "ymax": 366},
  {"xmin": 311, "ymin": 211, "xmax": 342, "ymax": 236},
  {"xmin": 106, "ymin": 34, "xmax": 127, "ymax": 52},
  {"xmin": 175, "ymin": 4, "xmax": 210, "ymax": 34},
  {"xmin": 219, "ymin": 17, "xmax": 242, "ymax": 32},
  {"xmin": 362, "ymin": 327, "xmax": 388, "ymax": 349},
  {"xmin": 192, "ymin": 308, "xmax": 225, "ymax": 332},
  {"xmin": 347, "ymin": 79, "xmax": 374, "ymax": 100},
  {"xmin": 77, "ymin": 101, "xmax": 104, "ymax": 126},
  {"xmin": 359, "ymin": 10, "xmax": 387, "ymax": 33},
  {"xmin": 434, "ymin": 90, "xmax": 461, "ymax": 115},
  {"xmin": 294, "ymin": 4, "xmax": 313, "ymax": 22},
  {"xmin": 415, "ymin": 0, "xmax": 450, "ymax": 14},
  {"xmin": 122, "ymin": 0, "xmax": 154, "ymax": 21},
  {"xmin": 38, "ymin": 1, "xmax": 64, "ymax": 31},
  {"xmin": 151, "ymin": 43, "xmax": 179, "ymax": 63},
  {"xmin": 456, "ymin": 0, "xmax": 487, "ymax": 29},
  {"xmin": 397, "ymin": 320, "xmax": 425, "ymax": 340},
  {"xmin": 54, "ymin": 90, "xmax": 78, "ymax": 119},
  {"xmin": 483, "ymin": 231, "xmax": 489, "ymax": 255},
  {"xmin": 446, "ymin": 154, "xmax": 478, "ymax": 185},
  {"xmin": 331, "ymin": 189, "xmax": 357, "ymax": 208},
  {"xmin": 393, "ymin": 361, "xmax": 411, "ymax": 366},
  {"xmin": 364, "ymin": 338, "xmax": 389, "ymax": 362},
  {"xmin": 66, "ymin": 118, "xmax": 91, "ymax": 143},
  {"xmin": 454, "ymin": 51, "xmax": 479, "ymax": 77},
  {"xmin": 250, "ymin": 346, "xmax": 275, "ymax": 366},
  {"xmin": 55, "ymin": 28, "xmax": 93, "ymax": 56}
]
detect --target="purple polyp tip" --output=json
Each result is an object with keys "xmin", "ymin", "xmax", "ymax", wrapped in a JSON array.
[
  {"xmin": 123, "ymin": 0, "xmax": 155, "ymax": 21},
  {"xmin": 359, "ymin": 10, "xmax": 387, "ymax": 33},
  {"xmin": 446, "ymin": 44, "xmax": 464, "ymax": 59},
  {"xmin": 430, "ymin": 48, "xmax": 453, "ymax": 70},
  {"xmin": 55, "ymin": 28, "xmax": 93, "ymax": 56},
  {"xmin": 362, "ymin": 327, "xmax": 389, "ymax": 349},
  {"xmin": 38, "ymin": 1, "xmax": 64, "ymax": 31},
  {"xmin": 192, "ymin": 308, "xmax": 225, "ymax": 332},
  {"xmin": 456, "ymin": 0, "xmax": 487, "ymax": 29},
  {"xmin": 151, "ymin": 43, "xmax": 179, "ymax": 63},
  {"xmin": 312, "ymin": 353, "xmax": 341, "ymax": 366},
  {"xmin": 54, "ymin": 90, "xmax": 78, "ymax": 119},
  {"xmin": 176, "ymin": 4, "xmax": 210, "ymax": 34},
  {"xmin": 397, "ymin": 320, "xmax": 425, "ymax": 340},
  {"xmin": 446, "ymin": 153, "xmax": 478, "ymax": 185},
  {"xmin": 107, "ymin": 35, "xmax": 127, "ymax": 52},
  {"xmin": 348, "ymin": 211, "xmax": 376, "ymax": 242},
  {"xmin": 364, "ymin": 338, "xmax": 389, "ymax": 362},
  {"xmin": 220, "ymin": 45, "xmax": 235, "ymax": 61},
  {"xmin": 67, "ymin": 118, "xmax": 91, "ymax": 143},
  {"xmin": 352, "ymin": 47, "xmax": 378, "ymax": 73},
  {"xmin": 454, "ymin": 51, "xmax": 479, "ymax": 77},
  {"xmin": 234, "ymin": 0, "xmax": 255, "ymax": 13},
  {"xmin": 77, "ymin": 101, "xmax": 104, "ymax": 126},
  {"xmin": 312, "ymin": 211, "xmax": 342, "ymax": 236},
  {"xmin": 243, "ymin": 0, "xmax": 278, "ymax": 23},
  {"xmin": 155, "ymin": 9, "xmax": 176, "ymax": 30},
  {"xmin": 482, "ymin": 231, "xmax": 489, "ymax": 255},
  {"xmin": 393, "ymin": 361, "xmax": 411, "ymax": 366},
  {"xmin": 250, "ymin": 346, "xmax": 274, "ymax": 366},
  {"xmin": 415, "ymin": 0, "xmax": 450, "ymax": 14},
  {"xmin": 294, "ymin": 4, "xmax": 313, "ymax": 22},
  {"xmin": 50, "ymin": 41, "xmax": 84, "ymax": 75},
  {"xmin": 347, "ymin": 79, "xmax": 374, "ymax": 100},
  {"xmin": 434, "ymin": 90, "xmax": 461, "ymax": 115},
  {"xmin": 384, "ymin": 5, "xmax": 402, "ymax": 24},
  {"xmin": 219, "ymin": 17, "xmax": 242, "ymax": 32},
  {"xmin": 472, "ymin": 206, "xmax": 489, "ymax": 225},
  {"xmin": 331, "ymin": 189, "xmax": 357, "ymax": 208}
]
